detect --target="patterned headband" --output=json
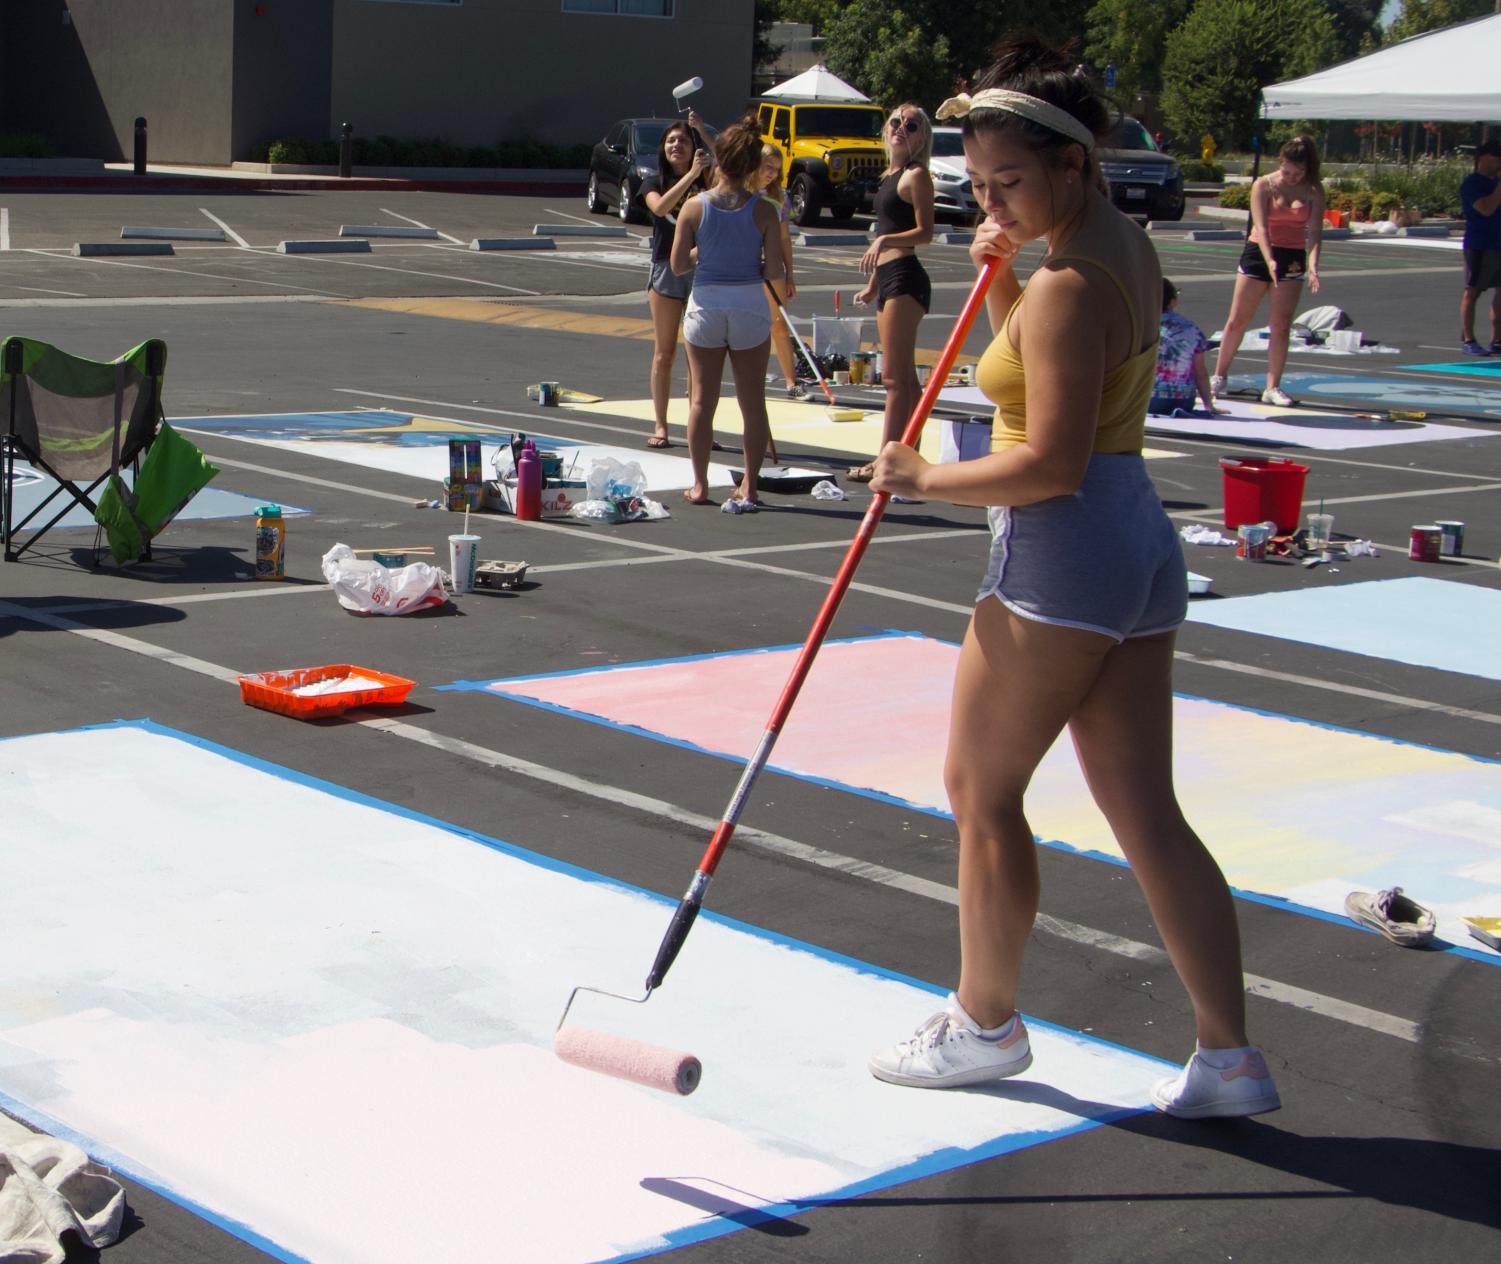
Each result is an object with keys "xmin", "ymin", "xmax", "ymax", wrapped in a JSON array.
[{"xmin": 934, "ymin": 89, "xmax": 1095, "ymax": 152}]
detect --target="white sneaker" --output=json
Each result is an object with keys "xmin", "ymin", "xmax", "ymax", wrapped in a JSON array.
[
  {"xmin": 869, "ymin": 993, "xmax": 1032, "ymax": 1088},
  {"xmin": 1209, "ymin": 374, "xmax": 1226, "ymax": 398},
  {"xmin": 1150, "ymin": 1047, "xmax": 1282, "ymax": 1119},
  {"xmin": 1261, "ymin": 386, "xmax": 1294, "ymax": 407}
]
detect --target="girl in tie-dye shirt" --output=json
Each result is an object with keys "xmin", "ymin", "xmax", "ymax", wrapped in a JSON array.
[{"xmin": 1150, "ymin": 279, "xmax": 1226, "ymax": 416}]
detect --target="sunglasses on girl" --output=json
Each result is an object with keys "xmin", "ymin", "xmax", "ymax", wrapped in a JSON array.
[{"xmin": 888, "ymin": 116, "xmax": 920, "ymax": 134}]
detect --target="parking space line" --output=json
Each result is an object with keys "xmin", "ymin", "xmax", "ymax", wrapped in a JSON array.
[
  {"xmin": 1, "ymin": 208, "xmax": 8, "ymax": 251},
  {"xmin": 238, "ymin": 246, "xmax": 540, "ymax": 295},
  {"xmin": 34, "ymin": 249, "xmax": 348, "ymax": 297},
  {"xmin": 379, "ymin": 206, "xmax": 464, "ymax": 246},
  {"xmin": 199, "ymin": 208, "xmax": 249, "ymax": 248}
]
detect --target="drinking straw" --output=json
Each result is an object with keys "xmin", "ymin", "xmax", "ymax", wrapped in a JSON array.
[{"xmin": 464, "ymin": 505, "xmax": 471, "ymax": 535}]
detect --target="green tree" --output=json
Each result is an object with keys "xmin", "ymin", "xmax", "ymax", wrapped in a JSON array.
[
  {"xmin": 815, "ymin": 0, "xmax": 1096, "ymax": 112},
  {"xmin": 1388, "ymin": 0, "xmax": 1493, "ymax": 43},
  {"xmin": 823, "ymin": 3, "xmax": 954, "ymax": 109},
  {"xmin": 765, "ymin": 0, "xmax": 844, "ymax": 34},
  {"xmin": 1325, "ymin": 1, "xmax": 1384, "ymax": 59},
  {"xmin": 1083, "ymin": 0, "xmax": 1193, "ymax": 105},
  {"xmin": 1160, "ymin": 0, "xmax": 1339, "ymax": 149}
]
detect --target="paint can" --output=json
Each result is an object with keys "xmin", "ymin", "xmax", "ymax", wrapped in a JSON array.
[
  {"xmin": 538, "ymin": 382, "xmax": 559, "ymax": 407},
  {"xmin": 1408, "ymin": 524, "xmax": 1442, "ymax": 562},
  {"xmin": 1236, "ymin": 522, "xmax": 1271, "ymax": 561},
  {"xmin": 372, "ymin": 551, "xmax": 406, "ymax": 568},
  {"xmin": 1435, "ymin": 520, "xmax": 1465, "ymax": 557}
]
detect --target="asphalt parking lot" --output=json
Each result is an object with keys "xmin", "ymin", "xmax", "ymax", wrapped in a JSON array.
[{"xmin": 2, "ymin": 182, "xmax": 1498, "ymax": 1264}]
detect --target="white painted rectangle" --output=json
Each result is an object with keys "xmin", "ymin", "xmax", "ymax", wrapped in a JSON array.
[{"xmin": 0, "ymin": 721, "xmax": 1168, "ymax": 1264}]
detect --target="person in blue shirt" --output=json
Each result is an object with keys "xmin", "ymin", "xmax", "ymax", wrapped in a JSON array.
[{"xmin": 1460, "ymin": 140, "xmax": 1501, "ymax": 355}]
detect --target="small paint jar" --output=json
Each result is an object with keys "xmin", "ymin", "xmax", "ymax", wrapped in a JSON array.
[
  {"xmin": 1236, "ymin": 522, "xmax": 1270, "ymax": 561},
  {"xmin": 1408, "ymin": 525, "xmax": 1442, "ymax": 562},
  {"xmin": 1434, "ymin": 520, "xmax": 1465, "ymax": 557}
]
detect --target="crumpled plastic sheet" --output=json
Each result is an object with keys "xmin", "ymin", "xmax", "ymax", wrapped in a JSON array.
[
  {"xmin": 1180, "ymin": 524, "xmax": 1236, "ymax": 546},
  {"xmin": 811, "ymin": 480, "xmax": 847, "ymax": 501}
]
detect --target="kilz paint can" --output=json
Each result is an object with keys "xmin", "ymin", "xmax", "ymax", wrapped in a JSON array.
[
  {"xmin": 538, "ymin": 381, "xmax": 558, "ymax": 407},
  {"xmin": 1435, "ymin": 520, "xmax": 1465, "ymax": 557},
  {"xmin": 1408, "ymin": 524, "xmax": 1442, "ymax": 562}
]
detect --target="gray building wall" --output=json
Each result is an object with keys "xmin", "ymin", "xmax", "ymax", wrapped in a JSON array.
[
  {"xmin": 230, "ymin": 1, "xmax": 334, "ymax": 161},
  {"xmin": 1, "ymin": 0, "xmax": 753, "ymax": 162},
  {"xmin": 2, "ymin": 0, "xmax": 234, "ymax": 162},
  {"xmin": 330, "ymin": 0, "xmax": 755, "ymax": 148}
]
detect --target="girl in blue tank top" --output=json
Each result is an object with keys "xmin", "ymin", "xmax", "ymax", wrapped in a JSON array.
[{"xmin": 670, "ymin": 116, "xmax": 785, "ymax": 510}]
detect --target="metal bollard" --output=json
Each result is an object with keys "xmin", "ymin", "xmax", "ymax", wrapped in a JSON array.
[
  {"xmin": 338, "ymin": 122, "xmax": 353, "ymax": 178},
  {"xmin": 133, "ymin": 117, "xmax": 147, "ymax": 175}
]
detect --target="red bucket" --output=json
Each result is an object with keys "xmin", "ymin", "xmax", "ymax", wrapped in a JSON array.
[{"xmin": 1220, "ymin": 457, "xmax": 1309, "ymax": 533}]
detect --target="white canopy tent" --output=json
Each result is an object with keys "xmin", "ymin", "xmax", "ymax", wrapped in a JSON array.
[
  {"xmin": 1262, "ymin": 13, "xmax": 1501, "ymax": 121},
  {"xmin": 761, "ymin": 64, "xmax": 871, "ymax": 102}
]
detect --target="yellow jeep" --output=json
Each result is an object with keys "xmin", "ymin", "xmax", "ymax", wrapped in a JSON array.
[{"xmin": 754, "ymin": 98, "xmax": 887, "ymax": 226}]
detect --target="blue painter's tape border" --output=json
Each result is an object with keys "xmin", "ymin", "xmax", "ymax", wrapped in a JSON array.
[
  {"xmin": 440, "ymin": 635, "xmax": 1501, "ymax": 967},
  {"xmin": 2, "ymin": 715, "xmax": 1166, "ymax": 1264}
]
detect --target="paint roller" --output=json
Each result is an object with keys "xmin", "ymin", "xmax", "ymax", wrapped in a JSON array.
[
  {"xmin": 672, "ymin": 76, "xmax": 704, "ymax": 110},
  {"xmin": 763, "ymin": 280, "xmax": 858, "ymax": 421},
  {"xmin": 554, "ymin": 258, "xmax": 1002, "ymax": 1095}
]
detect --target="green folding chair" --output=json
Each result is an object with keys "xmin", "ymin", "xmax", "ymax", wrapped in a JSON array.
[{"xmin": 1, "ymin": 336, "xmax": 216, "ymax": 565}]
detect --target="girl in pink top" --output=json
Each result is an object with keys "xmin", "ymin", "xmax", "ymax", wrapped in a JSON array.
[{"xmin": 1212, "ymin": 135, "xmax": 1325, "ymax": 407}]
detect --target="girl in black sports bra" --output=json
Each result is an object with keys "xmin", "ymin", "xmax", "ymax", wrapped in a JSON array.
[{"xmin": 851, "ymin": 102, "xmax": 935, "ymax": 482}]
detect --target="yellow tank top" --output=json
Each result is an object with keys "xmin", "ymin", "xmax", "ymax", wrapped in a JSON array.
[{"xmin": 975, "ymin": 255, "xmax": 1158, "ymax": 454}]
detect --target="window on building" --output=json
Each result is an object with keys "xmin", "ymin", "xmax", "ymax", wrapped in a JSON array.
[{"xmin": 563, "ymin": 1, "xmax": 675, "ymax": 16}]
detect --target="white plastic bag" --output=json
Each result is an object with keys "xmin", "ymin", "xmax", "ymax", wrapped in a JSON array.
[
  {"xmin": 320, "ymin": 543, "xmax": 450, "ymax": 615},
  {"xmin": 585, "ymin": 457, "xmax": 646, "ymax": 501}
]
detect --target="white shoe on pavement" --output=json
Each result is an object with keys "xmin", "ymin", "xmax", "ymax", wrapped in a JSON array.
[
  {"xmin": 1209, "ymin": 374, "xmax": 1227, "ymax": 398},
  {"xmin": 869, "ymin": 993, "xmax": 1032, "ymax": 1088},
  {"xmin": 1261, "ymin": 386, "xmax": 1294, "ymax": 407},
  {"xmin": 1150, "ymin": 1046, "xmax": 1282, "ymax": 1119}
]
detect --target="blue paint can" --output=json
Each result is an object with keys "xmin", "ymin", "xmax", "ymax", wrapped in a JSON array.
[{"xmin": 538, "ymin": 381, "xmax": 559, "ymax": 407}]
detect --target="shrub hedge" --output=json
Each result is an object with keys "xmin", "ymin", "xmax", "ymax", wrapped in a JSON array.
[
  {"xmin": 250, "ymin": 134, "xmax": 591, "ymax": 169},
  {"xmin": 1218, "ymin": 160, "xmax": 1465, "ymax": 218}
]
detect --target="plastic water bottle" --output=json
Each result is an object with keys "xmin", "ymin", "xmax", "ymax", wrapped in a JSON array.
[
  {"xmin": 254, "ymin": 504, "xmax": 285, "ymax": 579},
  {"xmin": 516, "ymin": 440, "xmax": 542, "ymax": 521}
]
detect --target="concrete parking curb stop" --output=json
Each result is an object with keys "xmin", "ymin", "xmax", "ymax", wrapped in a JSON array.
[
  {"xmin": 74, "ymin": 242, "xmax": 174, "ymax": 257},
  {"xmin": 533, "ymin": 224, "xmax": 628, "ymax": 238},
  {"xmin": 121, "ymin": 226, "xmax": 226, "ymax": 241},
  {"xmin": 338, "ymin": 225, "xmax": 440, "ymax": 239},
  {"xmin": 470, "ymin": 238, "xmax": 557, "ymax": 251},
  {"xmin": 277, "ymin": 239, "xmax": 372, "ymax": 254}
]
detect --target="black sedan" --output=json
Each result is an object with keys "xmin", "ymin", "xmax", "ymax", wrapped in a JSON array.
[{"xmin": 587, "ymin": 118, "xmax": 676, "ymax": 226}]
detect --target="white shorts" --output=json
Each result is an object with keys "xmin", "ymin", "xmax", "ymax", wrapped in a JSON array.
[{"xmin": 684, "ymin": 282, "xmax": 771, "ymax": 350}]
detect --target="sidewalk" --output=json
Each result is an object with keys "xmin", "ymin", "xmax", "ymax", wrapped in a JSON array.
[{"xmin": 0, "ymin": 157, "xmax": 585, "ymax": 195}]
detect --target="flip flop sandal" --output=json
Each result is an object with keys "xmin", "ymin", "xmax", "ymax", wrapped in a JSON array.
[
  {"xmin": 846, "ymin": 464, "xmax": 875, "ymax": 483},
  {"xmin": 645, "ymin": 436, "xmax": 672, "ymax": 449}
]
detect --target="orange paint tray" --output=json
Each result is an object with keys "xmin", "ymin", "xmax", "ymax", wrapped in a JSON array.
[{"xmin": 237, "ymin": 664, "xmax": 416, "ymax": 719}]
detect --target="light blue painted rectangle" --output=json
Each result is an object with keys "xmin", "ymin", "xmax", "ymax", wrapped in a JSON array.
[
  {"xmin": 6, "ymin": 462, "xmax": 310, "ymax": 530},
  {"xmin": 1187, "ymin": 577, "xmax": 1501, "ymax": 680}
]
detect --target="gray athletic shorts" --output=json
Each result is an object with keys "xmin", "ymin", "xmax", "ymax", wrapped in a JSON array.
[
  {"xmin": 648, "ymin": 259, "xmax": 693, "ymax": 302},
  {"xmin": 978, "ymin": 452, "xmax": 1187, "ymax": 642}
]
